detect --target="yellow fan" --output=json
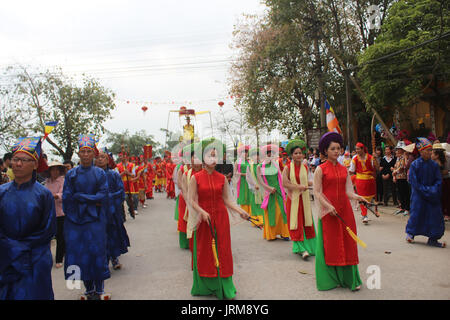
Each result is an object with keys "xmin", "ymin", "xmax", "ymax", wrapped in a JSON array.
[{"xmin": 335, "ymin": 213, "xmax": 367, "ymax": 248}]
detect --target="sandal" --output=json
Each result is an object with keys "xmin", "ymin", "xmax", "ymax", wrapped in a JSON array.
[
  {"xmin": 99, "ymin": 293, "xmax": 111, "ymax": 300},
  {"xmin": 406, "ymin": 234, "xmax": 414, "ymax": 243},
  {"xmin": 113, "ymin": 263, "xmax": 122, "ymax": 270},
  {"xmin": 427, "ymin": 239, "xmax": 446, "ymax": 248}
]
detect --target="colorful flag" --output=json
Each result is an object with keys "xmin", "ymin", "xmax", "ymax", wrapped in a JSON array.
[
  {"xmin": 325, "ymin": 96, "xmax": 342, "ymax": 134},
  {"xmin": 43, "ymin": 121, "xmax": 58, "ymax": 139}
]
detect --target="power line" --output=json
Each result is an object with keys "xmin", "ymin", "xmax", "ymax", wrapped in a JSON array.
[
  {"xmin": 0, "ymin": 37, "xmax": 231, "ymax": 65},
  {"xmin": 349, "ymin": 31, "xmax": 450, "ymax": 71}
]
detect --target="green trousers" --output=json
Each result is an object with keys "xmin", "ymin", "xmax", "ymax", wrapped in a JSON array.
[
  {"xmin": 315, "ymin": 219, "xmax": 362, "ymax": 291},
  {"xmin": 191, "ymin": 231, "xmax": 236, "ymax": 300}
]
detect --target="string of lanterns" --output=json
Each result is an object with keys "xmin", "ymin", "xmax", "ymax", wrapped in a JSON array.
[
  {"xmin": 117, "ymin": 95, "xmax": 246, "ymax": 115},
  {"xmin": 116, "ymin": 89, "xmax": 268, "ymax": 114},
  {"xmin": 116, "ymin": 95, "xmax": 238, "ymax": 107}
]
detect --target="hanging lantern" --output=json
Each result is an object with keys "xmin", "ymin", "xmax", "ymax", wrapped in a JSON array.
[{"xmin": 218, "ymin": 101, "xmax": 224, "ymax": 107}]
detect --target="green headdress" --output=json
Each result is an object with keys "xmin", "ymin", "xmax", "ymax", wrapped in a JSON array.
[
  {"xmin": 286, "ymin": 139, "xmax": 307, "ymax": 155},
  {"xmin": 200, "ymin": 138, "xmax": 224, "ymax": 162}
]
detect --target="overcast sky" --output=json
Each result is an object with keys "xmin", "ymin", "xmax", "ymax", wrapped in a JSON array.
[{"xmin": 0, "ymin": 0, "xmax": 268, "ymax": 154}]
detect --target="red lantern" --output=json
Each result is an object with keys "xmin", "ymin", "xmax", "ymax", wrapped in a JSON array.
[
  {"xmin": 141, "ymin": 106, "xmax": 148, "ymax": 113},
  {"xmin": 218, "ymin": 101, "xmax": 224, "ymax": 107}
]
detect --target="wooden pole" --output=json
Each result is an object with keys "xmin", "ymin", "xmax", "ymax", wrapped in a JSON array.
[{"xmin": 345, "ymin": 71, "xmax": 352, "ymax": 151}]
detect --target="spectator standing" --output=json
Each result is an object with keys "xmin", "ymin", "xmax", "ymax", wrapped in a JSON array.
[
  {"xmin": 373, "ymin": 146, "xmax": 384, "ymax": 204},
  {"xmin": 0, "ymin": 159, "xmax": 9, "ymax": 185},
  {"xmin": 3, "ymin": 153, "xmax": 15, "ymax": 181},
  {"xmin": 63, "ymin": 160, "xmax": 74, "ymax": 174},
  {"xmin": 431, "ymin": 143, "xmax": 449, "ymax": 221},
  {"xmin": 337, "ymin": 148, "xmax": 345, "ymax": 165},
  {"xmin": 43, "ymin": 162, "xmax": 66, "ymax": 268},
  {"xmin": 393, "ymin": 142, "xmax": 410, "ymax": 216},
  {"xmin": 380, "ymin": 146, "xmax": 398, "ymax": 206}
]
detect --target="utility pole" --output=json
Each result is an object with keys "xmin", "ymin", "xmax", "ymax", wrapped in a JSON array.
[{"xmin": 345, "ymin": 71, "xmax": 352, "ymax": 151}]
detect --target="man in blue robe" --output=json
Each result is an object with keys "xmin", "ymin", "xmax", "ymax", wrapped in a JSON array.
[
  {"xmin": 406, "ymin": 138, "xmax": 446, "ymax": 248},
  {"xmin": 63, "ymin": 134, "xmax": 111, "ymax": 300},
  {"xmin": 95, "ymin": 150, "xmax": 130, "ymax": 270},
  {"xmin": 0, "ymin": 137, "xmax": 56, "ymax": 300}
]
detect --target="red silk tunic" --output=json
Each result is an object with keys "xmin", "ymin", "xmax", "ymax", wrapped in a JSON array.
[
  {"xmin": 177, "ymin": 166, "xmax": 202, "ymax": 233},
  {"xmin": 319, "ymin": 161, "xmax": 359, "ymax": 266},
  {"xmin": 146, "ymin": 163, "xmax": 154, "ymax": 193},
  {"xmin": 166, "ymin": 162, "xmax": 176, "ymax": 197},
  {"xmin": 352, "ymin": 154, "xmax": 376, "ymax": 198},
  {"xmin": 285, "ymin": 163, "xmax": 316, "ymax": 241},
  {"xmin": 137, "ymin": 164, "xmax": 146, "ymax": 191},
  {"xmin": 194, "ymin": 169, "xmax": 233, "ymax": 278},
  {"xmin": 116, "ymin": 162, "xmax": 137, "ymax": 194}
]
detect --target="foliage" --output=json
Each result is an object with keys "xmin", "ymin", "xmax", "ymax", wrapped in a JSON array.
[
  {"xmin": 0, "ymin": 65, "xmax": 116, "ymax": 160},
  {"xmin": 358, "ymin": 0, "xmax": 450, "ymax": 119},
  {"xmin": 229, "ymin": 0, "xmax": 397, "ymax": 141},
  {"xmin": 105, "ymin": 129, "xmax": 160, "ymax": 158}
]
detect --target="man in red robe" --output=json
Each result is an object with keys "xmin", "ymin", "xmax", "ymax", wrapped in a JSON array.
[
  {"xmin": 161, "ymin": 153, "xmax": 168, "ymax": 191},
  {"xmin": 145, "ymin": 158, "xmax": 155, "ymax": 199},
  {"xmin": 137, "ymin": 155, "xmax": 147, "ymax": 208},
  {"xmin": 278, "ymin": 149, "xmax": 291, "ymax": 173},
  {"xmin": 349, "ymin": 142, "xmax": 378, "ymax": 224},
  {"xmin": 115, "ymin": 153, "xmax": 138, "ymax": 219},
  {"xmin": 165, "ymin": 156, "xmax": 176, "ymax": 199},
  {"xmin": 154, "ymin": 157, "xmax": 164, "ymax": 192}
]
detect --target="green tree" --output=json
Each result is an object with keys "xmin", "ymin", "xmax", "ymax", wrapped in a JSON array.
[
  {"xmin": 230, "ymin": 0, "xmax": 399, "ymax": 147},
  {"xmin": 357, "ymin": 0, "xmax": 450, "ymax": 133},
  {"xmin": 0, "ymin": 65, "xmax": 117, "ymax": 160},
  {"xmin": 105, "ymin": 129, "xmax": 160, "ymax": 158},
  {"xmin": 230, "ymin": 13, "xmax": 321, "ymax": 137}
]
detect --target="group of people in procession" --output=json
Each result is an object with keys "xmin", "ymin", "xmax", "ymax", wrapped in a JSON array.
[
  {"xmin": 0, "ymin": 128, "xmax": 448, "ymax": 300},
  {"xmin": 115, "ymin": 150, "xmax": 177, "ymax": 219},
  {"xmin": 172, "ymin": 133, "xmax": 448, "ymax": 299}
]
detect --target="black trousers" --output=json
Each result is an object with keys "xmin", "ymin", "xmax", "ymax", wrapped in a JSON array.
[
  {"xmin": 56, "ymin": 216, "xmax": 66, "ymax": 263},
  {"xmin": 125, "ymin": 194, "xmax": 138, "ymax": 214},
  {"xmin": 383, "ymin": 178, "xmax": 397, "ymax": 205},
  {"xmin": 396, "ymin": 179, "xmax": 410, "ymax": 211},
  {"xmin": 376, "ymin": 174, "xmax": 383, "ymax": 202}
]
